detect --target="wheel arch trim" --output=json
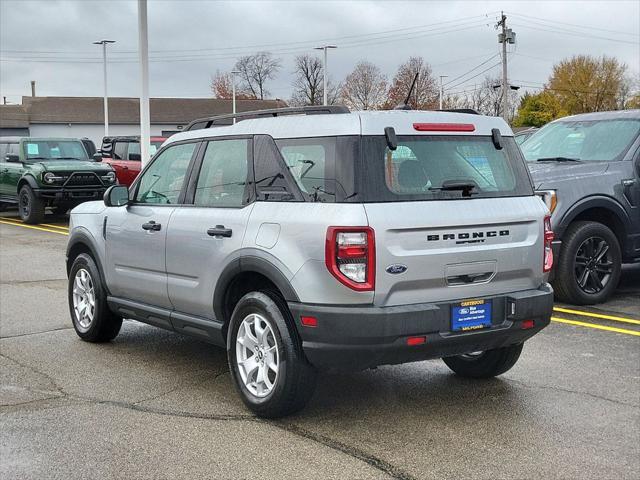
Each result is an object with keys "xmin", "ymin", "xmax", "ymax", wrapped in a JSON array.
[{"xmin": 557, "ymin": 195, "xmax": 629, "ymax": 239}]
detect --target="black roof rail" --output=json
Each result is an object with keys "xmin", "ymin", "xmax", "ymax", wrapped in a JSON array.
[
  {"xmin": 436, "ymin": 108, "xmax": 481, "ymax": 115},
  {"xmin": 186, "ymin": 105, "xmax": 350, "ymax": 131}
]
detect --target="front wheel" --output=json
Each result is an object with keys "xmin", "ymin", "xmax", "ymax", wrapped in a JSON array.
[
  {"xmin": 552, "ymin": 221, "xmax": 621, "ymax": 305},
  {"xmin": 18, "ymin": 185, "xmax": 45, "ymax": 224},
  {"xmin": 68, "ymin": 253, "xmax": 122, "ymax": 342},
  {"xmin": 442, "ymin": 343, "xmax": 523, "ymax": 378},
  {"xmin": 227, "ymin": 291, "xmax": 317, "ymax": 418}
]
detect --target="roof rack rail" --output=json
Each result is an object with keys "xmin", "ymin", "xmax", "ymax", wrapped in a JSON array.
[
  {"xmin": 186, "ymin": 105, "xmax": 350, "ymax": 131},
  {"xmin": 436, "ymin": 108, "xmax": 481, "ymax": 115}
]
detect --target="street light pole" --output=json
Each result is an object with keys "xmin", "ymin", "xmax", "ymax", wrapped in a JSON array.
[
  {"xmin": 439, "ymin": 75, "xmax": 448, "ymax": 110},
  {"xmin": 93, "ymin": 39, "xmax": 115, "ymax": 137},
  {"xmin": 231, "ymin": 70, "xmax": 240, "ymax": 123},
  {"xmin": 314, "ymin": 45, "xmax": 337, "ymax": 106},
  {"xmin": 138, "ymin": 0, "xmax": 150, "ymax": 167}
]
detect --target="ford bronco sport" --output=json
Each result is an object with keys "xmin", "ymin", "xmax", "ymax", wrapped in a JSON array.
[
  {"xmin": 522, "ymin": 110, "xmax": 640, "ymax": 305},
  {"xmin": 0, "ymin": 137, "xmax": 116, "ymax": 223},
  {"xmin": 66, "ymin": 106, "xmax": 554, "ymax": 418}
]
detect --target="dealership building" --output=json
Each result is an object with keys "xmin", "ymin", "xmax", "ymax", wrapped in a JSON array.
[{"xmin": 0, "ymin": 96, "xmax": 286, "ymax": 145}]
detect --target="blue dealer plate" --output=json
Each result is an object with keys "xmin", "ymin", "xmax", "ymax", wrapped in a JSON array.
[{"xmin": 451, "ymin": 300, "xmax": 492, "ymax": 331}]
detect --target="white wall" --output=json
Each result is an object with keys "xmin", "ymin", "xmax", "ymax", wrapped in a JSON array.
[{"xmin": 28, "ymin": 123, "xmax": 182, "ymax": 148}]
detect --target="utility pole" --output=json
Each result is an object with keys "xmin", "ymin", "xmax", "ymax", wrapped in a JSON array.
[
  {"xmin": 439, "ymin": 75, "xmax": 448, "ymax": 109},
  {"xmin": 314, "ymin": 45, "xmax": 337, "ymax": 106},
  {"xmin": 93, "ymin": 39, "xmax": 115, "ymax": 137},
  {"xmin": 497, "ymin": 12, "xmax": 516, "ymax": 122},
  {"xmin": 231, "ymin": 70, "xmax": 240, "ymax": 123},
  {"xmin": 138, "ymin": 0, "xmax": 150, "ymax": 167}
]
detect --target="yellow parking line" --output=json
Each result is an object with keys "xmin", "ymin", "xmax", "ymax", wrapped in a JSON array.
[
  {"xmin": 553, "ymin": 307, "xmax": 640, "ymax": 325},
  {"xmin": 0, "ymin": 220, "xmax": 69, "ymax": 236},
  {"xmin": 552, "ymin": 316, "xmax": 640, "ymax": 337},
  {"xmin": 40, "ymin": 223, "xmax": 69, "ymax": 231},
  {"xmin": 0, "ymin": 217, "xmax": 69, "ymax": 231}
]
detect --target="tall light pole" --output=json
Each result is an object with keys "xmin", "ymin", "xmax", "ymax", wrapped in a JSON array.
[
  {"xmin": 314, "ymin": 45, "xmax": 337, "ymax": 106},
  {"xmin": 138, "ymin": 0, "xmax": 150, "ymax": 167},
  {"xmin": 93, "ymin": 39, "xmax": 115, "ymax": 137},
  {"xmin": 231, "ymin": 70, "xmax": 240, "ymax": 123},
  {"xmin": 439, "ymin": 75, "xmax": 448, "ymax": 110}
]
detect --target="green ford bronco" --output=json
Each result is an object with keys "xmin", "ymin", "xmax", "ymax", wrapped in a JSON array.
[{"xmin": 0, "ymin": 137, "xmax": 117, "ymax": 224}]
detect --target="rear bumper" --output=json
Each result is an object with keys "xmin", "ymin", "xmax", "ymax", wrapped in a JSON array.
[{"xmin": 288, "ymin": 283, "xmax": 554, "ymax": 371}]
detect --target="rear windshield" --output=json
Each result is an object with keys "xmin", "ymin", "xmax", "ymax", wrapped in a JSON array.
[
  {"xmin": 272, "ymin": 135, "xmax": 532, "ymax": 203},
  {"xmin": 521, "ymin": 119, "xmax": 640, "ymax": 162},
  {"xmin": 22, "ymin": 140, "xmax": 89, "ymax": 162}
]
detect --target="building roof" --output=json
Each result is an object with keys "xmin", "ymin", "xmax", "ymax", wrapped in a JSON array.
[
  {"xmin": 0, "ymin": 105, "xmax": 29, "ymax": 128},
  {"xmin": 1, "ymin": 96, "xmax": 287, "ymax": 126}
]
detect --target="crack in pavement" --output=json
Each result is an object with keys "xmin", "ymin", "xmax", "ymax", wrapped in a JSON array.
[
  {"xmin": 0, "ymin": 326, "xmax": 74, "ymax": 339},
  {"xmin": 0, "ymin": 350, "xmax": 412, "ymax": 480},
  {"xmin": 505, "ymin": 378, "xmax": 639, "ymax": 408}
]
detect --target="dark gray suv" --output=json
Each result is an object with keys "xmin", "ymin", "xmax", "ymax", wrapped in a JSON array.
[{"xmin": 522, "ymin": 110, "xmax": 640, "ymax": 305}]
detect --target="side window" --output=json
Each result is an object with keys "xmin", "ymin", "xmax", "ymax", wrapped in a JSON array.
[
  {"xmin": 194, "ymin": 139, "xmax": 250, "ymax": 208},
  {"xmin": 0, "ymin": 144, "xmax": 7, "ymax": 159},
  {"xmin": 135, "ymin": 142, "xmax": 196, "ymax": 204},
  {"xmin": 7, "ymin": 143, "xmax": 18, "ymax": 154},
  {"xmin": 127, "ymin": 142, "xmax": 142, "ymax": 161},
  {"xmin": 113, "ymin": 141, "xmax": 128, "ymax": 160},
  {"xmin": 253, "ymin": 135, "xmax": 301, "ymax": 202}
]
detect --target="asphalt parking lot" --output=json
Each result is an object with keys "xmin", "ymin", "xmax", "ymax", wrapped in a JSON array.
[{"xmin": 1, "ymin": 213, "xmax": 639, "ymax": 480}]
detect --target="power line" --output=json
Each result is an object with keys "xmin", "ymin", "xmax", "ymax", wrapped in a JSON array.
[
  {"xmin": 446, "ymin": 62, "xmax": 502, "ymax": 91},
  {"xmin": 506, "ymin": 12, "xmax": 639, "ymax": 38},
  {"xmin": 442, "ymin": 54, "xmax": 499, "ymax": 86},
  {"xmin": 510, "ymin": 23, "xmax": 640, "ymax": 45}
]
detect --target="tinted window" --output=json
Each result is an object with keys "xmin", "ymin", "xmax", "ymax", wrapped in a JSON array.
[
  {"xmin": 360, "ymin": 135, "xmax": 532, "ymax": 201},
  {"xmin": 194, "ymin": 139, "xmax": 250, "ymax": 207},
  {"xmin": 135, "ymin": 142, "xmax": 195, "ymax": 204},
  {"xmin": 522, "ymin": 119, "xmax": 640, "ymax": 162},
  {"xmin": 113, "ymin": 141, "xmax": 128, "ymax": 160},
  {"xmin": 22, "ymin": 140, "xmax": 88, "ymax": 161}
]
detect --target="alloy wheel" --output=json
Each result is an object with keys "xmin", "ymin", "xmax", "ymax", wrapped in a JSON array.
[
  {"xmin": 72, "ymin": 268, "xmax": 96, "ymax": 332},
  {"xmin": 235, "ymin": 313, "xmax": 279, "ymax": 398},
  {"xmin": 574, "ymin": 236, "xmax": 613, "ymax": 294}
]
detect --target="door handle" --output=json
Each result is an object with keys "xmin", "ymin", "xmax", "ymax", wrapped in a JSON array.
[
  {"xmin": 207, "ymin": 225, "xmax": 232, "ymax": 238},
  {"xmin": 142, "ymin": 221, "xmax": 161, "ymax": 231}
]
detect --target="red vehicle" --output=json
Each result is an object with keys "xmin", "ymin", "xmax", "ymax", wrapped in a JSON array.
[{"xmin": 99, "ymin": 136, "xmax": 166, "ymax": 186}]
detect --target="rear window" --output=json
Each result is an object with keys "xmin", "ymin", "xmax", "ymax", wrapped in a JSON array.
[{"xmin": 360, "ymin": 135, "xmax": 532, "ymax": 202}]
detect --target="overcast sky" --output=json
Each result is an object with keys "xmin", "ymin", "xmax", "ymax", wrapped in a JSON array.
[{"xmin": 1, "ymin": 0, "xmax": 638, "ymax": 104}]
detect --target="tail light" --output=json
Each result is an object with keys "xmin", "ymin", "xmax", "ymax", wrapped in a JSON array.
[
  {"xmin": 543, "ymin": 215, "xmax": 554, "ymax": 272},
  {"xmin": 325, "ymin": 227, "xmax": 375, "ymax": 291}
]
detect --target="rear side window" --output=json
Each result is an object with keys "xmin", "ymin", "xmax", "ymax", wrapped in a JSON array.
[
  {"xmin": 194, "ymin": 139, "xmax": 251, "ymax": 208},
  {"xmin": 113, "ymin": 142, "xmax": 128, "ymax": 160},
  {"xmin": 361, "ymin": 135, "xmax": 532, "ymax": 201}
]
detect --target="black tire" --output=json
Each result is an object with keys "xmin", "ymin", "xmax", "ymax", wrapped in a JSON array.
[
  {"xmin": 68, "ymin": 253, "xmax": 122, "ymax": 342},
  {"xmin": 442, "ymin": 343, "xmax": 523, "ymax": 378},
  {"xmin": 18, "ymin": 185, "xmax": 45, "ymax": 224},
  {"xmin": 227, "ymin": 291, "xmax": 317, "ymax": 418},
  {"xmin": 552, "ymin": 221, "xmax": 622, "ymax": 305}
]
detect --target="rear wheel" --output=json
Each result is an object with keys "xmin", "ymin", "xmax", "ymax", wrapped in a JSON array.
[
  {"xmin": 442, "ymin": 343, "xmax": 523, "ymax": 378},
  {"xmin": 227, "ymin": 291, "xmax": 317, "ymax": 418},
  {"xmin": 68, "ymin": 253, "xmax": 122, "ymax": 342},
  {"xmin": 553, "ymin": 221, "xmax": 621, "ymax": 305},
  {"xmin": 18, "ymin": 185, "xmax": 45, "ymax": 224}
]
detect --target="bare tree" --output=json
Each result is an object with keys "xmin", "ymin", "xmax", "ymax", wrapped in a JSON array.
[
  {"xmin": 341, "ymin": 61, "xmax": 387, "ymax": 110},
  {"xmin": 384, "ymin": 57, "xmax": 438, "ymax": 109},
  {"xmin": 234, "ymin": 52, "xmax": 282, "ymax": 100},
  {"xmin": 290, "ymin": 55, "xmax": 324, "ymax": 106},
  {"xmin": 444, "ymin": 76, "xmax": 518, "ymax": 121}
]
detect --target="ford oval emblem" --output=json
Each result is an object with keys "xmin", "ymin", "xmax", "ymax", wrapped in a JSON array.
[{"xmin": 386, "ymin": 264, "xmax": 407, "ymax": 275}]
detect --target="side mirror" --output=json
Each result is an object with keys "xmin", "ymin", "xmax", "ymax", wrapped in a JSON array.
[
  {"xmin": 93, "ymin": 152, "xmax": 103, "ymax": 162},
  {"xmin": 5, "ymin": 154, "xmax": 20, "ymax": 163},
  {"xmin": 104, "ymin": 185, "xmax": 130, "ymax": 207}
]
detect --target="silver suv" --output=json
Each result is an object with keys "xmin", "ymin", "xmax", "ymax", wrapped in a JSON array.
[{"xmin": 66, "ymin": 106, "xmax": 554, "ymax": 417}]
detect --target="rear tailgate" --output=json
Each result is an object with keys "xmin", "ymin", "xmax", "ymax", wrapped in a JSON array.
[{"xmin": 365, "ymin": 196, "xmax": 547, "ymax": 306}]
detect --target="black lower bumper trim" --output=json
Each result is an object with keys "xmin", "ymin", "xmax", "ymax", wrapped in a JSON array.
[{"xmin": 288, "ymin": 284, "xmax": 554, "ymax": 371}]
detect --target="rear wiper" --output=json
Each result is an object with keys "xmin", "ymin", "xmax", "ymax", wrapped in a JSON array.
[
  {"xmin": 430, "ymin": 181, "xmax": 477, "ymax": 197},
  {"xmin": 536, "ymin": 157, "xmax": 581, "ymax": 162}
]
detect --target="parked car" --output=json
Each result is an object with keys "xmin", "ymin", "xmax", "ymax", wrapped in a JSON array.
[
  {"xmin": 66, "ymin": 106, "xmax": 554, "ymax": 418},
  {"xmin": 0, "ymin": 137, "xmax": 116, "ymax": 223},
  {"xmin": 99, "ymin": 136, "xmax": 166, "ymax": 186},
  {"xmin": 514, "ymin": 127, "xmax": 538, "ymax": 145},
  {"xmin": 522, "ymin": 110, "xmax": 640, "ymax": 305}
]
